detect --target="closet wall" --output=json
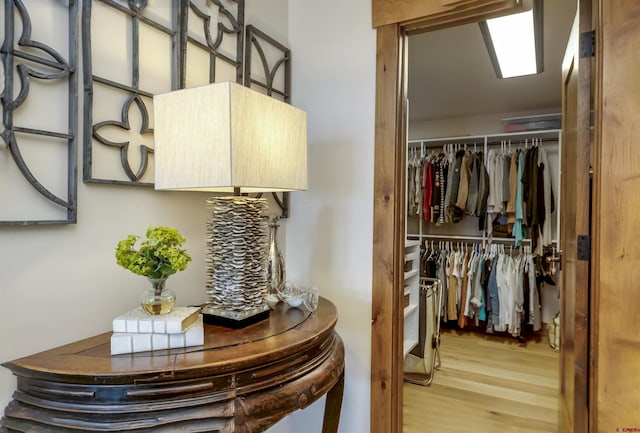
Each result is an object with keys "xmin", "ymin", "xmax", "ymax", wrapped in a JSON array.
[{"xmin": 409, "ymin": 109, "xmax": 560, "ymax": 139}]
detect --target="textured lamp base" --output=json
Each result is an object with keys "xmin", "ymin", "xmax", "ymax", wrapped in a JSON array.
[
  {"xmin": 202, "ymin": 304, "xmax": 270, "ymax": 328},
  {"xmin": 204, "ymin": 197, "xmax": 270, "ymax": 329}
]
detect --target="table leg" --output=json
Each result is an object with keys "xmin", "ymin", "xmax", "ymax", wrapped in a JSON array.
[{"xmin": 321, "ymin": 370, "xmax": 344, "ymax": 433}]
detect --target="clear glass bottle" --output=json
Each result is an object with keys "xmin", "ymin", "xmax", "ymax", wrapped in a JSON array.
[{"xmin": 266, "ymin": 216, "xmax": 285, "ymax": 296}]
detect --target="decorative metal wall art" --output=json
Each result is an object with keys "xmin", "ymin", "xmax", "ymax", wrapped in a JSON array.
[
  {"xmin": 244, "ymin": 25, "xmax": 290, "ymax": 102},
  {"xmin": 1, "ymin": 1, "xmax": 293, "ymax": 224},
  {"xmin": 180, "ymin": 0, "xmax": 244, "ymax": 88},
  {"xmin": 82, "ymin": 0, "xmax": 244, "ymax": 186},
  {"xmin": 243, "ymin": 25, "xmax": 292, "ymax": 218},
  {"xmin": 1, "ymin": 0, "xmax": 78, "ymax": 225}
]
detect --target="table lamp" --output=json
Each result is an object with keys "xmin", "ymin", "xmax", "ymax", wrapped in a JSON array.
[{"xmin": 153, "ymin": 82, "xmax": 307, "ymax": 327}]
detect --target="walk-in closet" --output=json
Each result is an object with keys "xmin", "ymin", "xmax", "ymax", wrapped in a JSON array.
[{"xmin": 402, "ymin": 2, "xmax": 575, "ymax": 432}]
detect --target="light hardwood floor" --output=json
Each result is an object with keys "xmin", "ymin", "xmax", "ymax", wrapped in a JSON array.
[{"xmin": 404, "ymin": 329, "xmax": 559, "ymax": 433}]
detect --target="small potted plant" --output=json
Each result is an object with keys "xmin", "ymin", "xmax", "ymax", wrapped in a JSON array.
[{"xmin": 115, "ymin": 226, "xmax": 192, "ymax": 314}]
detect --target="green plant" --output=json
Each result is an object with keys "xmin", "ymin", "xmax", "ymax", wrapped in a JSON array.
[{"xmin": 115, "ymin": 226, "xmax": 192, "ymax": 280}]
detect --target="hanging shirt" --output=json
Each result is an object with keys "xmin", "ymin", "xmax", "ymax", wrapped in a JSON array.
[
  {"xmin": 431, "ymin": 157, "xmax": 442, "ymax": 224},
  {"xmin": 512, "ymin": 150, "xmax": 526, "ymax": 245},
  {"xmin": 446, "ymin": 150, "xmax": 465, "ymax": 223},
  {"xmin": 507, "ymin": 152, "xmax": 518, "ymax": 226},
  {"xmin": 479, "ymin": 256, "xmax": 491, "ymax": 323},
  {"xmin": 436, "ymin": 157, "xmax": 448, "ymax": 226},
  {"xmin": 437, "ymin": 250, "xmax": 448, "ymax": 321},
  {"xmin": 407, "ymin": 157, "xmax": 416, "ymax": 216},
  {"xmin": 477, "ymin": 152, "xmax": 490, "ymax": 231},
  {"xmin": 457, "ymin": 251, "xmax": 469, "ymax": 328},
  {"xmin": 443, "ymin": 150, "xmax": 457, "ymax": 223},
  {"xmin": 526, "ymin": 253, "xmax": 542, "ymax": 331},
  {"xmin": 495, "ymin": 253, "xmax": 510, "ymax": 333},
  {"xmin": 422, "ymin": 159, "xmax": 433, "ymax": 222},
  {"xmin": 463, "ymin": 250, "xmax": 478, "ymax": 319},
  {"xmin": 447, "ymin": 252, "xmax": 458, "ymax": 320},
  {"xmin": 485, "ymin": 149, "xmax": 498, "ymax": 237},
  {"xmin": 454, "ymin": 151, "xmax": 472, "ymax": 222},
  {"xmin": 501, "ymin": 153, "xmax": 511, "ymax": 206},
  {"xmin": 487, "ymin": 255, "xmax": 500, "ymax": 333},
  {"xmin": 469, "ymin": 255, "xmax": 485, "ymax": 325},
  {"xmin": 509, "ymin": 254, "xmax": 525, "ymax": 337},
  {"xmin": 466, "ymin": 152, "xmax": 480, "ymax": 216},
  {"xmin": 537, "ymin": 146, "xmax": 555, "ymax": 251}
]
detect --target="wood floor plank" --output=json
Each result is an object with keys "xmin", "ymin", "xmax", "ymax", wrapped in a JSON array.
[{"xmin": 403, "ymin": 329, "xmax": 560, "ymax": 433}]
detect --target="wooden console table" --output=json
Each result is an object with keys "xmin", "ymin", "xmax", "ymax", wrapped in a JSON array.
[{"xmin": 1, "ymin": 298, "xmax": 344, "ymax": 433}]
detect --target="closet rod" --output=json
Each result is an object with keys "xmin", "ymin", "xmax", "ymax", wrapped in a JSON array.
[
  {"xmin": 408, "ymin": 136, "xmax": 559, "ymax": 149},
  {"xmin": 408, "ymin": 234, "xmax": 536, "ymax": 243},
  {"xmin": 408, "ymin": 234, "xmax": 489, "ymax": 242}
]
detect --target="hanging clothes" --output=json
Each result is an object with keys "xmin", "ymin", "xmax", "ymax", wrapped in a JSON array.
[
  {"xmin": 422, "ymin": 158, "xmax": 433, "ymax": 222},
  {"xmin": 453, "ymin": 151, "xmax": 472, "ymax": 222},
  {"xmin": 407, "ymin": 149, "xmax": 421, "ymax": 217},
  {"xmin": 466, "ymin": 153, "xmax": 480, "ymax": 216},
  {"xmin": 446, "ymin": 150, "xmax": 465, "ymax": 223},
  {"xmin": 430, "ymin": 156, "xmax": 442, "ymax": 224},
  {"xmin": 443, "ymin": 150, "xmax": 456, "ymax": 224},
  {"xmin": 446, "ymin": 251, "xmax": 458, "ymax": 320},
  {"xmin": 506, "ymin": 152, "xmax": 518, "ymax": 228},
  {"xmin": 435, "ymin": 156, "xmax": 448, "ymax": 226},
  {"xmin": 537, "ymin": 146, "xmax": 555, "ymax": 252},
  {"xmin": 477, "ymin": 151, "xmax": 490, "ymax": 230},
  {"xmin": 512, "ymin": 150, "xmax": 526, "ymax": 245},
  {"xmin": 485, "ymin": 149, "xmax": 498, "ymax": 238},
  {"xmin": 457, "ymin": 249, "xmax": 469, "ymax": 329}
]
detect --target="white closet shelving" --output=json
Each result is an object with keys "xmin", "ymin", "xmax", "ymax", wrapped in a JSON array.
[
  {"xmin": 406, "ymin": 129, "xmax": 562, "ymax": 247},
  {"xmin": 403, "ymin": 239, "xmax": 420, "ymax": 357}
]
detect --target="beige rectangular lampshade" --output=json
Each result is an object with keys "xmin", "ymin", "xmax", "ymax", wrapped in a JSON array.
[{"xmin": 153, "ymin": 82, "xmax": 307, "ymax": 192}]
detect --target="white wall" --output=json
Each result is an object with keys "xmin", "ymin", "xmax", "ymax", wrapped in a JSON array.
[
  {"xmin": 409, "ymin": 108, "xmax": 560, "ymax": 139},
  {"xmin": 274, "ymin": 1, "xmax": 376, "ymax": 433},
  {"xmin": 0, "ymin": 0, "xmax": 288, "ymax": 414}
]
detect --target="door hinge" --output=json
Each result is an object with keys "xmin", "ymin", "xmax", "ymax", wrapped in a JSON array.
[
  {"xmin": 580, "ymin": 30, "xmax": 595, "ymax": 58},
  {"xmin": 577, "ymin": 235, "xmax": 591, "ymax": 261}
]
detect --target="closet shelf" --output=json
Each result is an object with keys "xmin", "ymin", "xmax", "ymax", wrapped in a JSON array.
[
  {"xmin": 404, "ymin": 269, "xmax": 419, "ymax": 280},
  {"xmin": 403, "ymin": 339, "xmax": 419, "ymax": 358},
  {"xmin": 408, "ymin": 128, "xmax": 561, "ymax": 149},
  {"xmin": 404, "ymin": 304, "xmax": 418, "ymax": 318},
  {"xmin": 403, "ymin": 240, "xmax": 420, "ymax": 362},
  {"xmin": 404, "ymin": 252, "xmax": 419, "ymax": 262},
  {"xmin": 405, "ymin": 239, "xmax": 420, "ymax": 248}
]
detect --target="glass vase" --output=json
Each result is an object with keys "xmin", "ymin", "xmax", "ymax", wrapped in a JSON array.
[
  {"xmin": 266, "ymin": 216, "xmax": 285, "ymax": 295},
  {"xmin": 141, "ymin": 278, "xmax": 176, "ymax": 315}
]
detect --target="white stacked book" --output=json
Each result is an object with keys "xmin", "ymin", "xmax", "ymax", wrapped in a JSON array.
[{"xmin": 110, "ymin": 306, "xmax": 204, "ymax": 355}]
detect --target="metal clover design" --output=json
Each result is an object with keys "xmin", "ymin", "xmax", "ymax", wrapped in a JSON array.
[{"xmin": 92, "ymin": 94, "xmax": 154, "ymax": 183}]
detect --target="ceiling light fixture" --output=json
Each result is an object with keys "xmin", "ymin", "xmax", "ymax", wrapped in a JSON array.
[{"xmin": 479, "ymin": 0, "xmax": 543, "ymax": 79}]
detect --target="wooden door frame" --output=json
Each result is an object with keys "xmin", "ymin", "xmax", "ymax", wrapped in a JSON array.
[
  {"xmin": 559, "ymin": 1, "xmax": 592, "ymax": 430},
  {"xmin": 370, "ymin": 2, "xmax": 579, "ymax": 433}
]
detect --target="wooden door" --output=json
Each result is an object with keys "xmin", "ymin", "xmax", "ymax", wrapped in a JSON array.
[
  {"xmin": 559, "ymin": 1, "xmax": 592, "ymax": 432},
  {"xmin": 591, "ymin": 0, "xmax": 640, "ymax": 430}
]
